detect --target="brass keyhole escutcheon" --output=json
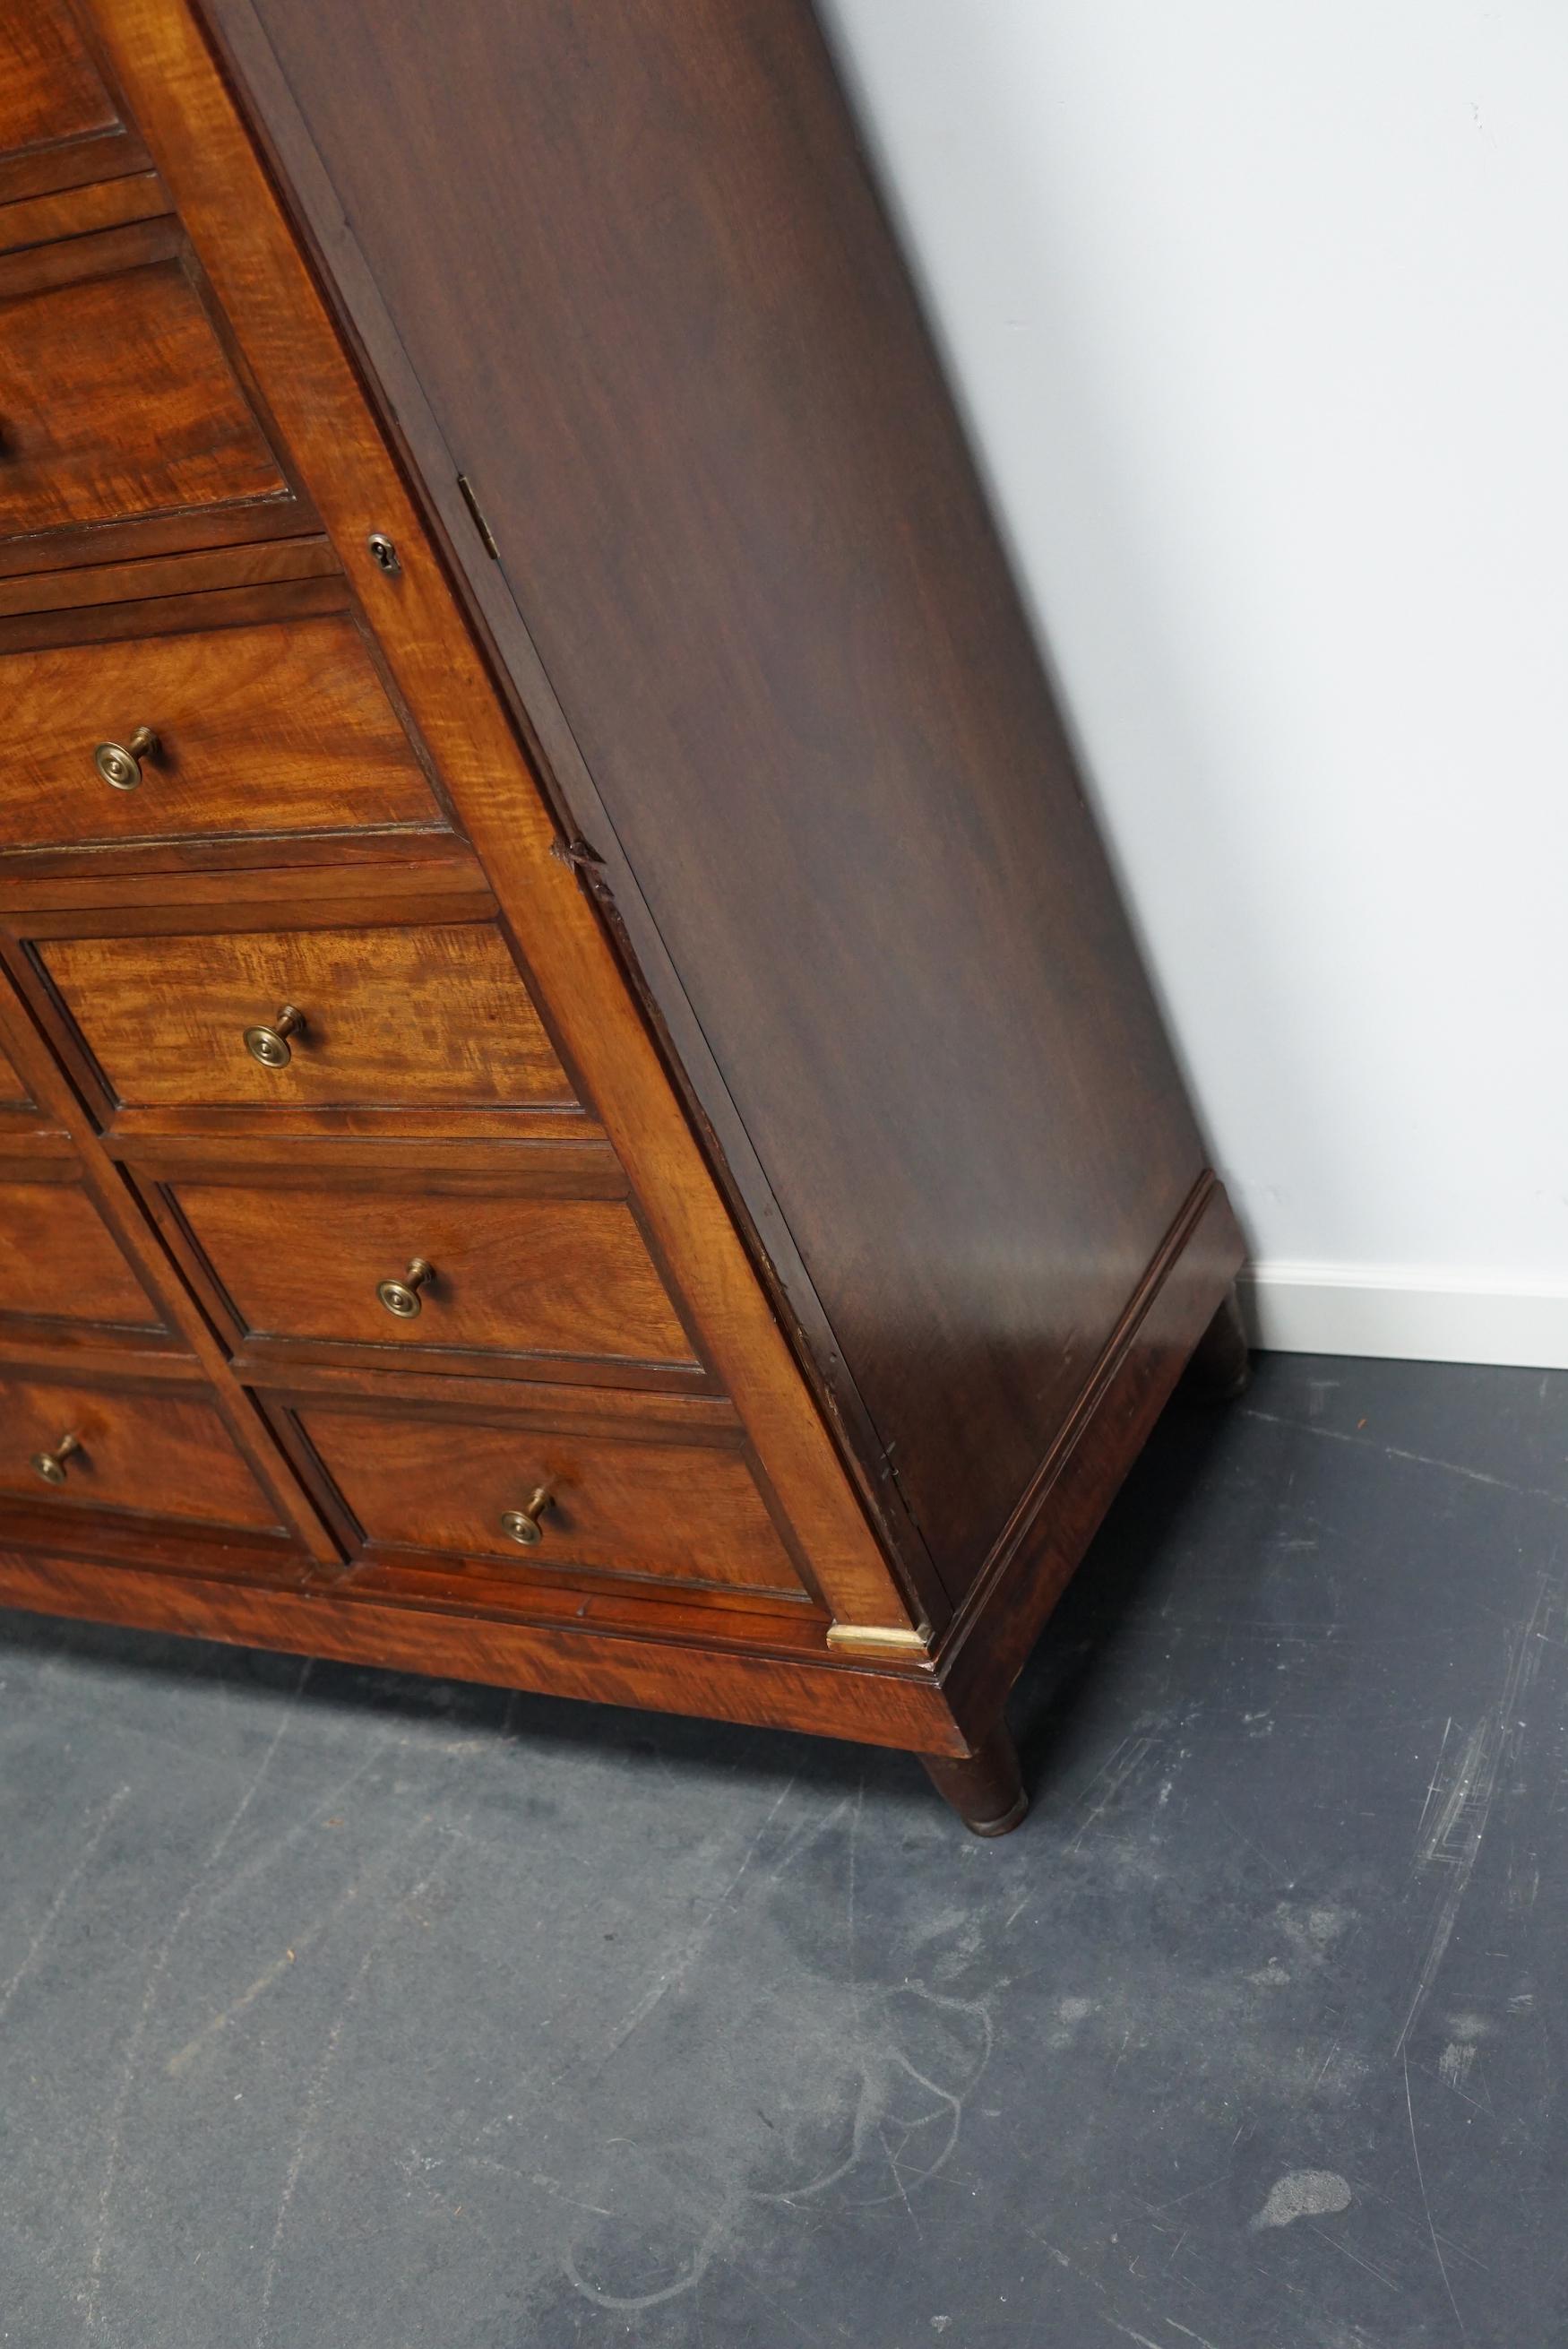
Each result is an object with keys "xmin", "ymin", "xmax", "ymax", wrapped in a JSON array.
[
  {"xmin": 244, "ymin": 1003, "xmax": 306, "ymax": 1068},
  {"xmin": 500, "ymin": 1486, "xmax": 555, "ymax": 1547},
  {"xmin": 94, "ymin": 724, "xmax": 159, "ymax": 791},
  {"xmin": 32, "ymin": 1431, "xmax": 81, "ymax": 1487},
  {"xmin": 376, "ymin": 1258, "xmax": 435, "ymax": 1319}
]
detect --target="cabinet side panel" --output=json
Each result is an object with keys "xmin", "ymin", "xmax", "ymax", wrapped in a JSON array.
[{"xmin": 212, "ymin": 0, "xmax": 1210, "ymax": 1597}]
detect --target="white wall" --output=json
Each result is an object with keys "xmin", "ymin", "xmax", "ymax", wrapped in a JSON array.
[{"xmin": 819, "ymin": 0, "xmax": 1568, "ymax": 1366}]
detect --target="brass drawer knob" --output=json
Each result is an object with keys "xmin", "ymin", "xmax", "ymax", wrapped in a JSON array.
[
  {"xmin": 244, "ymin": 1003, "xmax": 306, "ymax": 1068},
  {"xmin": 94, "ymin": 725, "xmax": 159, "ymax": 791},
  {"xmin": 31, "ymin": 1431, "xmax": 82, "ymax": 1488},
  {"xmin": 500, "ymin": 1486, "xmax": 555, "ymax": 1547},
  {"xmin": 376, "ymin": 1257, "xmax": 435, "ymax": 1318}
]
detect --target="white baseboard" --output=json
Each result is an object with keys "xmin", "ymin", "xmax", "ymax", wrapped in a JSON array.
[{"xmin": 1237, "ymin": 1263, "xmax": 1568, "ymax": 1370}]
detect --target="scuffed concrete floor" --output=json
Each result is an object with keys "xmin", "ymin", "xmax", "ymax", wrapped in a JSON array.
[{"xmin": 2, "ymin": 1352, "xmax": 1564, "ymax": 2347}]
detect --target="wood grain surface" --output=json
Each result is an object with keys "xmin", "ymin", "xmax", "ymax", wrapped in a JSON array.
[
  {"xmin": 0, "ymin": 1169, "xmax": 163, "ymax": 1327},
  {"xmin": 0, "ymin": 237, "xmax": 284, "ymax": 550},
  {"xmin": 0, "ymin": 0, "xmax": 117, "ymax": 162},
  {"xmin": 0, "ymin": 1033, "xmax": 28, "ymax": 1103}
]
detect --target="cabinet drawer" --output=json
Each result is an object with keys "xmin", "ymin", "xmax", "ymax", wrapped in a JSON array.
[
  {"xmin": 298, "ymin": 1403, "xmax": 804, "ymax": 1596},
  {"xmin": 0, "ymin": 220, "xmax": 306, "ymax": 574},
  {"xmin": 40, "ymin": 919, "xmax": 575, "ymax": 1116},
  {"xmin": 2, "ymin": 608, "xmax": 445, "ymax": 861},
  {"xmin": 0, "ymin": 1170, "xmax": 161, "ymax": 1329},
  {"xmin": 174, "ymin": 1181, "xmax": 696, "ymax": 1374},
  {"xmin": 0, "ymin": 2, "xmax": 137, "ymax": 200},
  {"xmin": 0, "ymin": 1374, "xmax": 279, "ymax": 1531}
]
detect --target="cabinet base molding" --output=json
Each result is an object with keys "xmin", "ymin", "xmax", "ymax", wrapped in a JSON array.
[{"xmin": 0, "ymin": 1547, "xmax": 961, "ymax": 1757}]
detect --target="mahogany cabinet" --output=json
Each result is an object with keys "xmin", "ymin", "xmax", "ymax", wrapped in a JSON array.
[{"xmin": 0, "ymin": 0, "xmax": 1247, "ymax": 1831}]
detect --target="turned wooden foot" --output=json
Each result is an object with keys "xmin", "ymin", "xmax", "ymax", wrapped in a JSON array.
[
  {"xmin": 921, "ymin": 1720, "xmax": 1028, "ymax": 1836},
  {"xmin": 1185, "ymin": 1282, "xmax": 1253, "ymax": 1399}
]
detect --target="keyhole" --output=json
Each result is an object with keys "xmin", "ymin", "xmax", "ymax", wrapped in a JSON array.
[{"xmin": 367, "ymin": 531, "xmax": 401, "ymax": 574}]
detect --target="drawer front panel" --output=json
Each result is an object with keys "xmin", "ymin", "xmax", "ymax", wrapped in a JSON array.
[
  {"xmin": 41, "ymin": 921, "xmax": 574, "ymax": 1113},
  {"xmin": 0, "ymin": 1176, "xmax": 160, "ymax": 1328},
  {"xmin": 4, "ymin": 613, "xmax": 444, "ymax": 857},
  {"xmin": 1, "ymin": 1, "xmax": 117, "ymax": 167},
  {"xmin": 0, "ymin": 246, "xmax": 288, "ymax": 562},
  {"xmin": 300, "ymin": 1406, "xmax": 803, "ymax": 1594},
  {"xmin": 0, "ymin": 1375, "xmax": 278, "ymax": 1530},
  {"xmin": 176, "ymin": 1183, "xmax": 696, "ymax": 1370}
]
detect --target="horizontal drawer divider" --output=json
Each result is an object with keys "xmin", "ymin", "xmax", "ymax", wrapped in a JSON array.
[
  {"xmin": 0, "ymin": 1500, "xmax": 304, "ymax": 1581},
  {"xmin": 0, "ymin": 170, "xmax": 172, "ymax": 263},
  {"xmin": 0, "ymin": 1327, "xmax": 195, "ymax": 1377},
  {"xmin": 0, "ymin": 533, "xmax": 340, "ymax": 622},
  {"xmin": 0, "ymin": 565, "xmax": 350, "ymax": 649},
  {"xmin": 4, "ymin": 827, "xmax": 465, "ymax": 887},
  {"xmin": 339, "ymin": 1548, "xmax": 820, "ymax": 1616},
  {"xmin": 102, "ymin": 1105, "xmax": 605, "ymax": 1145},
  {"xmin": 229, "ymin": 1335, "xmax": 714, "ymax": 1395},
  {"xmin": 251, "ymin": 1362, "xmax": 743, "ymax": 1435},
  {"xmin": 1, "ymin": 863, "xmax": 497, "ymax": 923},
  {"xmin": 119, "ymin": 1136, "xmax": 629, "ymax": 1191}
]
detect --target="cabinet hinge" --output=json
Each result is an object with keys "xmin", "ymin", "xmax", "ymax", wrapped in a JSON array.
[{"xmin": 456, "ymin": 471, "xmax": 500, "ymax": 559}]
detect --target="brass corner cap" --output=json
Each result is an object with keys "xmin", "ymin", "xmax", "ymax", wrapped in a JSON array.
[{"xmin": 825, "ymin": 1619, "xmax": 933, "ymax": 1655}]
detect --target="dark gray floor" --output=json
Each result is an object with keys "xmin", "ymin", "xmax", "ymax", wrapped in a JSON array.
[{"xmin": 2, "ymin": 1352, "xmax": 1564, "ymax": 2347}]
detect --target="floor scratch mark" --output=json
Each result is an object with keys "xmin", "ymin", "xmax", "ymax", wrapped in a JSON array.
[
  {"xmin": 0, "ymin": 1783, "xmax": 130, "ymax": 2024},
  {"xmin": 209, "ymin": 1662, "xmax": 313, "ymax": 1869},
  {"xmin": 1414, "ymin": 1715, "xmax": 1455, "ymax": 1847},
  {"xmin": 1404, "ymin": 2048, "xmax": 1469, "ymax": 2343},
  {"xmin": 1099, "ymin": 2319, "xmax": 1165, "ymax": 2349},
  {"xmin": 254, "ymin": 1840, "xmax": 450, "ymax": 2348},
  {"xmin": 1240, "ymin": 1410, "xmax": 1568, "ymax": 1511},
  {"xmin": 167, "ymin": 1932, "xmax": 317, "ymax": 2077},
  {"xmin": 555, "ymin": 1773, "xmax": 800, "ymax": 2094},
  {"xmin": 1395, "ymin": 1589, "xmax": 1545, "ymax": 2056},
  {"xmin": 1307, "ymin": 2217, "xmax": 1400, "ymax": 2290},
  {"xmin": 85, "ymin": 1660, "xmax": 314, "ymax": 2336},
  {"xmin": 562, "ymin": 2217, "xmax": 725, "ymax": 2313},
  {"xmin": 1071, "ymin": 1738, "xmax": 1154, "ymax": 1850}
]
